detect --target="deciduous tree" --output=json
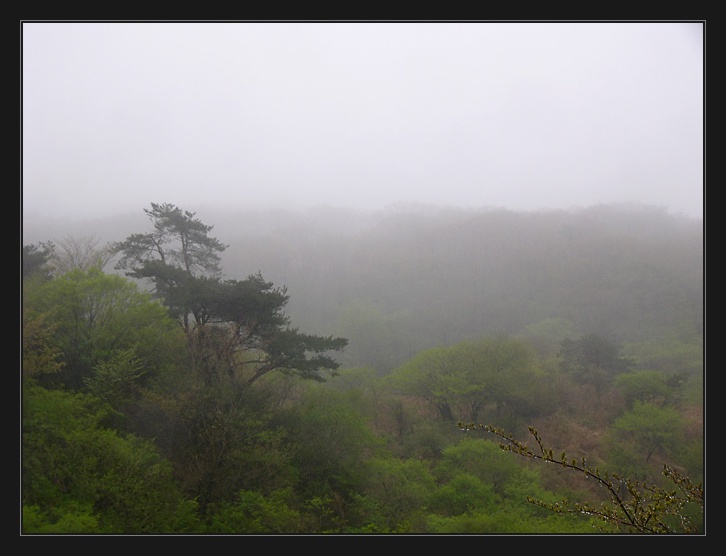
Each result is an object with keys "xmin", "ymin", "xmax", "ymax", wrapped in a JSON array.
[
  {"xmin": 559, "ymin": 334, "xmax": 633, "ymax": 395},
  {"xmin": 27, "ymin": 267, "xmax": 182, "ymax": 390},
  {"xmin": 47, "ymin": 234, "xmax": 115, "ymax": 275},
  {"xmin": 22, "ymin": 382, "xmax": 199, "ymax": 533},
  {"xmin": 385, "ymin": 337, "xmax": 541, "ymax": 424},
  {"xmin": 459, "ymin": 423, "xmax": 703, "ymax": 533}
]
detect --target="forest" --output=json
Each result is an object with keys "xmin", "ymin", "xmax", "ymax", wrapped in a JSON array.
[{"xmin": 21, "ymin": 202, "xmax": 704, "ymax": 534}]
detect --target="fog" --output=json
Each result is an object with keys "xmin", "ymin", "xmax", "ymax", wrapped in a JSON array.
[{"xmin": 22, "ymin": 21, "xmax": 704, "ymax": 231}]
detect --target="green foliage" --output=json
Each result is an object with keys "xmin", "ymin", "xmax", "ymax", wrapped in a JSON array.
[
  {"xmin": 23, "ymin": 242, "xmax": 55, "ymax": 280},
  {"xmin": 150, "ymin": 381, "xmax": 299, "ymax": 512},
  {"xmin": 424, "ymin": 506, "xmax": 595, "ymax": 534},
  {"xmin": 559, "ymin": 334, "xmax": 634, "ymax": 395},
  {"xmin": 22, "ymin": 307, "xmax": 65, "ymax": 379},
  {"xmin": 423, "ymin": 440, "xmax": 596, "ymax": 533},
  {"xmin": 176, "ymin": 272, "xmax": 348, "ymax": 386},
  {"xmin": 23, "ymin": 502, "xmax": 102, "ymax": 533},
  {"xmin": 614, "ymin": 370, "xmax": 677, "ymax": 408},
  {"xmin": 205, "ymin": 488, "xmax": 304, "ymax": 533},
  {"xmin": 396, "ymin": 420, "xmax": 459, "ymax": 461},
  {"xmin": 22, "ymin": 382, "xmax": 199, "ymax": 533},
  {"xmin": 291, "ymin": 388, "xmax": 384, "ymax": 474},
  {"xmin": 114, "ymin": 202, "xmax": 226, "ymax": 278},
  {"xmin": 385, "ymin": 337, "xmax": 541, "ymax": 424},
  {"xmin": 560, "ymin": 334, "xmax": 633, "ymax": 377},
  {"xmin": 85, "ymin": 347, "xmax": 146, "ymax": 411},
  {"xmin": 276, "ymin": 387, "xmax": 387, "ymax": 531},
  {"xmin": 460, "ymin": 423, "xmax": 703, "ymax": 533},
  {"xmin": 605, "ymin": 401, "xmax": 688, "ymax": 469},
  {"xmin": 404, "ymin": 437, "xmax": 597, "ymax": 534},
  {"xmin": 23, "ymin": 203, "xmax": 702, "ymax": 534},
  {"xmin": 429, "ymin": 474, "xmax": 497, "ymax": 516},
  {"xmin": 353, "ymin": 457, "xmax": 436, "ymax": 531},
  {"xmin": 211, "ymin": 272, "xmax": 290, "ymax": 331},
  {"xmin": 113, "ymin": 203, "xmax": 228, "ymax": 334},
  {"xmin": 671, "ymin": 436, "xmax": 704, "ymax": 485},
  {"xmin": 435, "ymin": 437, "xmax": 520, "ymax": 492},
  {"xmin": 26, "ymin": 267, "xmax": 182, "ymax": 390},
  {"xmin": 624, "ymin": 337, "xmax": 703, "ymax": 375},
  {"xmin": 114, "ymin": 204, "xmax": 348, "ymax": 386}
]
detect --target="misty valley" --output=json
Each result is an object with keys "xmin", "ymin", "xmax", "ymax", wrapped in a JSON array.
[{"xmin": 21, "ymin": 202, "xmax": 704, "ymax": 534}]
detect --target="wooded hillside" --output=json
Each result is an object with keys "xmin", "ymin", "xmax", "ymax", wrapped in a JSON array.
[{"xmin": 21, "ymin": 202, "xmax": 704, "ymax": 534}]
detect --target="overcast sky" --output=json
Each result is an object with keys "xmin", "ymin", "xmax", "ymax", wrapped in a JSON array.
[{"xmin": 22, "ymin": 21, "xmax": 704, "ymax": 223}]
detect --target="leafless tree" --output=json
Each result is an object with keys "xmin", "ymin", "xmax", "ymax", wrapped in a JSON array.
[{"xmin": 47, "ymin": 234, "xmax": 115, "ymax": 275}]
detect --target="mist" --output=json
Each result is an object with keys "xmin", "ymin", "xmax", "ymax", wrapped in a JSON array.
[{"xmin": 22, "ymin": 21, "xmax": 704, "ymax": 231}]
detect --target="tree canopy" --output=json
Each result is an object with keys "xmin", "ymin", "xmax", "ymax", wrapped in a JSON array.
[
  {"xmin": 113, "ymin": 203, "xmax": 348, "ymax": 386},
  {"xmin": 385, "ymin": 337, "xmax": 541, "ymax": 423},
  {"xmin": 22, "ymin": 203, "xmax": 702, "ymax": 534}
]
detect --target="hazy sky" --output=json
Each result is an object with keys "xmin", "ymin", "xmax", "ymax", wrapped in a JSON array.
[{"xmin": 22, "ymin": 21, "xmax": 704, "ymax": 222}]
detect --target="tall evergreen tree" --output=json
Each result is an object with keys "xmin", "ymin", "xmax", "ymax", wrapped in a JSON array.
[{"xmin": 114, "ymin": 203, "xmax": 347, "ymax": 386}]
